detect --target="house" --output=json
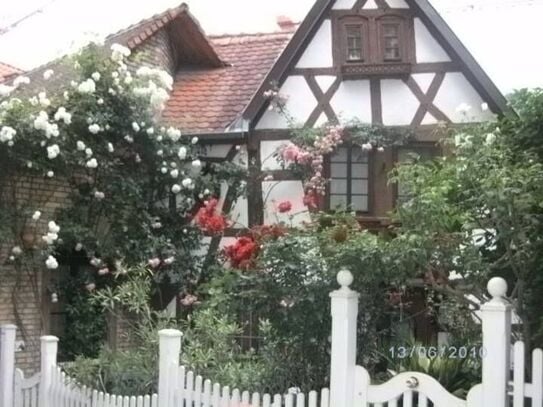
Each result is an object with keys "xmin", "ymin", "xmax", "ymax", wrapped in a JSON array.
[{"xmin": 0, "ymin": 0, "xmax": 509, "ymax": 372}]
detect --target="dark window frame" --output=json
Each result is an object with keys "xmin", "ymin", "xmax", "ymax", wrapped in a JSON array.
[
  {"xmin": 325, "ymin": 142, "xmax": 374, "ymax": 215},
  {"xmin": 332, "ymin": 9, "xmax": 415, "ymax": 74}
]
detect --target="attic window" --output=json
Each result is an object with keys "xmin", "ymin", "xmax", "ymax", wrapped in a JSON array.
[
  {"xmin": 346, "ymin": 25, "xmax": 364, "ymax": 62},
  {"xmin": 382, "ymin": 22, "xmax": 401, "ymax": 61},
  {"xmin": 333, "ymin": 11, "xmax": 415, "ymax": 76}
]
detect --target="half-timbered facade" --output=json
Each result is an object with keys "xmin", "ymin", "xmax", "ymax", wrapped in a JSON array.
[{"xmin": 0, "ymin": 0, "xmax": 511, "ymax": 371}]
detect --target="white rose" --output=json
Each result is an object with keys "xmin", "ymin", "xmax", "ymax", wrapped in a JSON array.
[
  {"xmin": 88, "ymin": 124, "xmax": 101, "ymax": 134},
  {"xmin": 181, "ymin": 178, "xmax": 192, "ymax": 188},
  {"xmin": 86, "ymin": 158, "xmax": 98, "ymax": 169},
  {"xmin": 170, "ymin": 169, "xmax": 179, "ymax": 178},
  {"xmin": 177, "ymin": 147, "xmax": 187, "ymax": 160},
  {"xmin": 32, "ymin": 211, "xmax": 41, "ymax": 221},
  {"xmin": 48, "ymin": 221, "xmax": 60, "ymax": 233},
  {"xmin": 45, "ymin": 255, "xmax": 59, "ymax": 270},
  {"xmin": 91, "ymin": 72, "xmax": 101, "ymax": 81},
  {"xmin": 76, "ymin": 141, "xmax": 86, "ymax": 151},
  {"xmin": 191, "ymin": 137, "xmax": 198, "ymax": 145},
  {"xmin": 191, "ymin": 159, "xmax": 201, "ymax": 168},
  {"xmin": 47, "ymin": 144, "xmax": 60, "ymax": 159},
  {"xmin": 47, "ymin": 171, "xmax": 54, "ymax": 178},
  {"xmin": 107, "ymin": 143, "xmax": 114, "ymax": 153},
  {"xmin": 171, "ymin": 184, "xmax": 181, "ymax": 194}
]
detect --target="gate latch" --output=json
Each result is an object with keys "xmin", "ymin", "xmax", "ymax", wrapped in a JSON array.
[{"xmin": 406, "ymin": 377, "xmax": 419, "ymax": 389}]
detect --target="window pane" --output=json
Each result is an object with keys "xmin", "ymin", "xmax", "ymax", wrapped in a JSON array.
[
  {"xmin": 351, "ymin": 180, "xmax": 368, "ymax": 195},
  {"xmin": 331, "ymin": 163, "xmax": 348, "ymax": 178},
  {"xmin": 330, "ymin": 179, "xmax": 348, "ymax": 194},
  {"xmin": 330, "ymin": 195, "xmax": 348, "ymax": 210},
  {"xmin": 331, "ymin": 147, "xmax": 349, "ymax": 163},
  {"xmin": 351, "ymin": 195, "xmax": 369, "ymax": 212},
  {"xmin": 382, "ymin": 23, "xmax": 401, "ymax": 61},
  {"xmin": 346, "ymin": 25, "xmax": 363, "ymax": 61},
  {"xmin": 351, "ymin": 163, "xmax": 368, "ymax": 178},
  {"xmin": 351, "ymin": 148, "xmax": 368, "ymax": 163}
]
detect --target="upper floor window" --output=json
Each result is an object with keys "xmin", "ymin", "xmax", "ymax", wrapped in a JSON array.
[
  {"xmin": 346, "ymin": 24, "xmax": 364, "ymax": 62},
  {"xmin": 381, "ymin": 21, "xmax": 402, "ymax": 61},
  {"xmin": 332, "ymin": 10, "xmax": 414, "ymax": 76}
]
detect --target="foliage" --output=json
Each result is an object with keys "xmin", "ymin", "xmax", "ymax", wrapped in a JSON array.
[
  {"xmin": 66, "ymin": 264, "xmax": 287, "ymax": 395},
  {"xmin": 0, "ymin": 43, "xmax": 245, "ymax": 356}
]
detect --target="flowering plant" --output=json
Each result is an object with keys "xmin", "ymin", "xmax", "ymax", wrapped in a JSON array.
[{"xmin": 0, "ymin": 43, "xmax": 245, "ymax": 343}]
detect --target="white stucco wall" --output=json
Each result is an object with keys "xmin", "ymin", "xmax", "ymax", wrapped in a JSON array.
[
  {"xmin": 205, "ymin": 144, "xmax": 233, "ymax": 158},
  {"xmin": 330, "ymin": 80, "xmax": 372, "ymax": 124},
  {"xmin": 363, "ymin": 0, "xmax": 378, "ymax": 9},
  {"xmin": 386, "ymin": 0, "xmax": 409, "ymax": 8},
  {"xmin": 412, "ymin": 73, "xmax": 435, "ymax": 94},
  {"xmin": 296, "ymin": 20, "xmax": 333, "ymax": 68},
  {"xmin": 433, "ymin": 72, "xmax": 495, "ymax": 123},
  {"xmin": 256, "ymin": 76, "xmax": 317, "ymax": 129},
  {"xmin": 381, "ymin": 79, "xmax": 420, "ymax": 125},
  {"xmin": 261, "ymin": 140, "xmax": 289, "ymax": 170},
  {"xmin": 332, "ymin": 0, "xmax": 356, "ymax": 10},
  {"xmin": 262, "ymin": 180, "xmax": 311, "ymax": 226},
  {"xmin": 230, "ymin": 196, "xmax": 248, "ymax": 228},
  {"xmin": 414, "ymin": 18, "xmax": 451, "ymax": 63}
]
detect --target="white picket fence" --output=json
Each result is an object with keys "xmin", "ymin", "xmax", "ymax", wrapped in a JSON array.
[{"xmin": 1, "ymin": 272, "xmax": 543, "ymax": 407}]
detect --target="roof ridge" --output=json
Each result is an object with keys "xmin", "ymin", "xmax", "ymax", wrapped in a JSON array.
[
  {"xmin": 105, "ymin": 2, "xmax": 188, "ymax": 43},
  {"xmin": 0, "ymin": 61, "xmax": 23, "ymax": 74},
  {"xmin": 209, "ymin": 29, "xmax": 298, "ymax": 40}
]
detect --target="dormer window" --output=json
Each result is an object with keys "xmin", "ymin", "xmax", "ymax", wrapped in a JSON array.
[{"xmin": 332, "ymin": 10, "xmax": 415, "ymax": 77}]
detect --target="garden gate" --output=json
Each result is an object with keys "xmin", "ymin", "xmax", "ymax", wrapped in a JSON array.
[{"xmin": 0, "ymin": 271, "xmax": 542, "ymax": 407}]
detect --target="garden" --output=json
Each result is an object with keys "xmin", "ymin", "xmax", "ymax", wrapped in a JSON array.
[{"xmin": 2, "ymin": 42, "xmax": 543, "ymax": 400}]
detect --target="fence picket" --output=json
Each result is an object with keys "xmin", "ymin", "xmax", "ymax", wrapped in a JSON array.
[
  {"xmin": 418, "ymin": 393, "xmax": 428, "ymax": 407},
  {"xmin": 251, "ymin": 392, "xmax": 260, "ymax": 407},
  {"xmin": 514, "ymin": 341, "xmax": 526, "ymax": 407},
  {"xmin": 319, "ymin": 388, "xmax": 329, "ymax": 407},
  {"xmin": 272, "ymin": 394, "xmax": 281, "ymax": 407},
  {"xmin": 178, "ymin": 366, "xmax": 186, "ymax": 407},
  {"xmin": 295, "ymin": 393, "xmax": 304, "ymax": 407},
  {"xmin": 403, "ymin": 390, "xmax": 413, "ymax": 407},
  {"xmin": 212, "ymin": 383, "xmax": 221, "ymax": 407},
  {"xmin": 136, "ymin": 396, "xmax": 143, "ymax": 407},
  {"xmin": 186, "ymin": 371, "xmax": 194, "ymax": 407},
  {"xmin": 285, "ymin": 393, "xmax": 294, "ymax": 407},
  {"xmin": 262, "ymin": 394, "xmax": 271, "ymax": 407},
  {"xmin": 533, "ymin": 349, "xmax": 543, "ymax": 407},
  {"xmin": 231, "ymin": 388, "xmax": 241, "ymax": 406},
  {"xmin": 150, "ymin": 394, "xmax": 158, "ymax": 407},
  {"xmin": 241, "ymin": 391, "xmax": 250, "ymax": 405},
  {"xmin": 388, "ymin": 397, "xmax": 398, "ymax": 407},
  {"xmin": 195, "ymin": 375, "xmax": 203, "ymax": 406},
  {"xmin": 203, "ymin": 379, "xmax": 212, "ymax": 407},
  {"xmin": 221, "ymin": 386, "xmax": 230, "ymax": 407},
  {"xmin": 309, "ymin": 391, "xmax": 318, "ymax": 407}
]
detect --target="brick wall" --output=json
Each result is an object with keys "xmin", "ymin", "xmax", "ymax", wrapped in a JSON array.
[
  {"xmin": 126, "ymin": 28, "xmax": 177, "ymax": 76},
  {"xmin": 0, "ymin": 176, "xmax": 71, "ymax": 373}
]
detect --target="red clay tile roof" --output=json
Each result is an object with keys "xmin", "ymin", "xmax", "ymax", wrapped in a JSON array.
[
  {"xmin": 0, "ymin": 62, "xmax": 22, "ymax": 82},
  {"xmin": 162, "ymin": 31, "xmax": 294, "ymax": 133}
]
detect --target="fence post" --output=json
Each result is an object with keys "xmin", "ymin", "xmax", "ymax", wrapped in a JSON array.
[
  {"xmin": 329, "ymin": 269, "xmax": 359, "ymax": 407},
  {"xmin": 39, "ymin": 335, "xmax": 58, "ymax": 407},
  {"xmin": 158, "ymin": 329, "xmax": 182, "ymax": 407},
  {"xmin": 0, "ymin": 325, "xmax": 17, "ymax": 407},
  {"xmin": 481, "ymin": 277, "xmax": 511, "ymax": 407}
]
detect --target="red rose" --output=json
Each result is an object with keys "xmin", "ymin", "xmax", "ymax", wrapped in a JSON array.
[
  {"xmin": 196, "ymin": 198, "xmax": 228, "ymax": 234},
  {"xmin": 277, "ymin": 201, "xmax": 292, "ymax": 213},
  {"xmin": 224, "ymin": 237, "xmax": 258, "ymax": 269}
]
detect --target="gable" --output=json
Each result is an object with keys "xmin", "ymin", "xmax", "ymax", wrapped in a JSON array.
[{"xmin": 248, "ymin": 0, "xmax": 511, "ymax": 130}]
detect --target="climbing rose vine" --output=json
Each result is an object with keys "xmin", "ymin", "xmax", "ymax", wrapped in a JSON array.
[{"xmin": 0, "ymin": 42, "xmax": 245, "ymax": 289}]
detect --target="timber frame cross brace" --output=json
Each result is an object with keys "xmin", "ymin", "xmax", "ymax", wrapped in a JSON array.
[
  {"xmin": 404, "ymin": 73, "xmax": 451, "ymax": 126},
  {"xmin": 305, "ymin": 76, "xmax": 342, "ymax": 127}
]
